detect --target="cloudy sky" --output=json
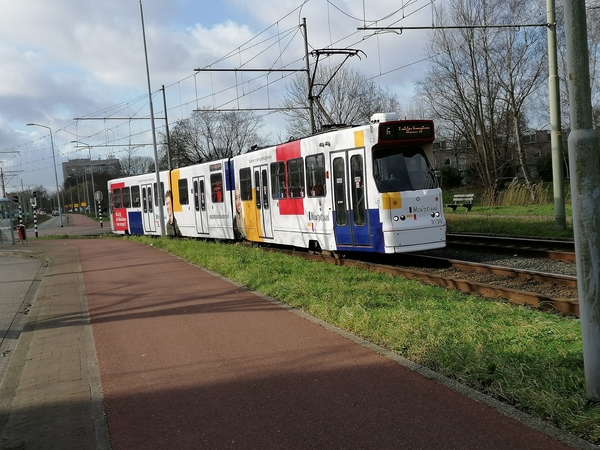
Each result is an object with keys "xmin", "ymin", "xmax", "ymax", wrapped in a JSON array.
[{"xmin": 1, "ymin": 0, "xmax": 439, "ymax": 194}]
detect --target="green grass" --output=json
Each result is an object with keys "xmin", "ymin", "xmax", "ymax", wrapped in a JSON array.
[
  {"xmin": 125, "ymin": 235, "xmax": 599, "ymax": 444},
  {"xmin": 443, "ymin": 181, "xmax": 575, "ymax": 239},
  {"xmin": 459, "ymin": 204, "xmax": 573, "ymax": 217},
  {"xmin": 445, "ymin": 204, "xmax": 575, "ymax": 239}
]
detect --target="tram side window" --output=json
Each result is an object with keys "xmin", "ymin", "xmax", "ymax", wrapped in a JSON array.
[
  {"xmin": 270, "ymin": 161, "xmax": 286, "ymax": 199},
  {"xmin": 193, "ymin": 179, "xmax": 207, "ymax": 211},
  {"xmin": 306, "ymin": 153, "xmax": 326, "ymax": 197},
  {"xmin": 153, "ymin": 183, "xmax": 165, "ymax": 207},
  {"xmin": 148, "ymin": 186, "xmax": 153, "ymax": 213},
  {"xmin": 200, "ymin": 180, "xmax": 206, "ymax": 211},
  {"xmin": 240, "ymin": 168, "xmax": 252, "ymax": 201},
  {"xmin": 261, "ymin": 169, "xmax": 269, "ymax": 210},
  {"xmin": 254, "ymin": 170, "xmax": 261, "ymax": 210},
  {"xmin": 211, "ymin": 173, "xmax": 223, "ymax": 203},
  {"xmin": 122, "ymin": 187, "xmax": 131, "ymax": 208},
  {"xmin": 332, "ymin": 157, "xmax": 347, "ymax": 226},
  {"xmin": 350, "ymin": 155, "xmax": 366, "ymax": 226},
  {"xmin": 142, "ymin": 187, "xmax": 147, "ymax": 213},
  {"xmin": 193, "ymin": 180, "xmax": 199, "ymax": 211},
  {"xmin": 131, "ymin": 186, "xmax": 141, "ymax": 208},
  {"xmin": 178, "ymin": 178, "xmax": 189, "ymax": 205},
  {"xmin": 114, "ymin": 188, "xmax": 122, "ymax": 209},
  {"xmin": 287, "ymin": 157, "xmax": 305, "ymax": 198}
]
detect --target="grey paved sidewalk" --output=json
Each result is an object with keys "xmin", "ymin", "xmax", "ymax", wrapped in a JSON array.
[
  {"xmin": 0, "ymin": 255, "xmax": 43, "ymax": 384},
  {"xmin": 0, "ymin": 245, "xmax": 109, "ymax": 450}
]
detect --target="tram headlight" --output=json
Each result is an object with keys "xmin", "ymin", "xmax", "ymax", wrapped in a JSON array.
[
  {"xmin": 393, "ymin": 215, "xmax": 399, "ymax": 221},
  {"xmin": 400, "ymin": 215, "xmax": 406, "ymax": 221},
  {"xmin": 430, "ymin": 212, "xmax": 440, "ymax": 218}
]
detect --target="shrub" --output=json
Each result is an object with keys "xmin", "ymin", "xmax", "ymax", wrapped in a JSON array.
[
  {"xmin": 440, "ymin": 166, "xmax": 463, "ymax": 189},
  {"xmin": 536, "ymin": 153, "xmax": 553, "ymax": 182}
]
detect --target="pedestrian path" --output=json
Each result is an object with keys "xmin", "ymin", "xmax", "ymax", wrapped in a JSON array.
[
  {"xmin": 0, "ymin": 238, "xmax": 595, "ymax": 449},
  {"xmin": 0, "ymin": 243, "xmax": 109, "ymax": 450}
]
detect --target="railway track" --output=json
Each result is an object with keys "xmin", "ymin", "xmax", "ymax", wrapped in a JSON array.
[
  {"xmin": 446, "ymin": 233, "xmax": 576, "ymax": 261},
  {"xmin": 265, "ymin": 242, "xmax": 580, "ymax": 317},
  {"xmin": 395, "ymin": 253, "xmax": 579, "ymax": 316}
]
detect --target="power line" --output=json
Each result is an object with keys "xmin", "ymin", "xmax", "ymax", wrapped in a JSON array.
[{"xmin": 358, "ymin": 23, "xmax": 550, "ymax": 32}]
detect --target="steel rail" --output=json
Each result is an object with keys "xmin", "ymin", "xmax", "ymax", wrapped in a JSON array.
[
  {"xmin": 446, "ymin": 234, "xmax": 576, "ymax": 261},
  {"xmin": 264, "ymin": 248, "xmax": 580, "ymax": 317}
]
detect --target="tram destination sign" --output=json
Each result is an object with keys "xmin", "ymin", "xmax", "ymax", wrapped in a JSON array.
[{"xmin": 379, "ymin": 121, "xmax": 434, "ymax": 141}]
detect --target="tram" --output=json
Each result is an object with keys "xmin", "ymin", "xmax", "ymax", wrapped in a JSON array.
[{"xmin": 108, "ymin": 113, "xmax": 446, "ymax": 254}]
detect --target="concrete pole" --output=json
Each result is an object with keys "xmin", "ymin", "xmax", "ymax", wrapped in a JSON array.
[
  {"xmin": 162, "ymin": 85, "xmax": 172, "ymax": 171},
  {"xmin": 546, "ymin": 0, "xmax": 567, "ymax": 230},
  {"xmin": 140, "ymin": 0, "xmax": 165, "ymax": 236},
  {"xmin": 302, "ymin": 18, "xmax": 316, "ymax": 135},
  {"xmin": 562, "ymin": 0, "xmax": 600, "ymax": 402}
]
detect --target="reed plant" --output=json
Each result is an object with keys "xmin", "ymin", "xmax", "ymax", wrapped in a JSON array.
[{"xmin": 494, "ymin": 179, "xmax": 551, "ymax": 206}]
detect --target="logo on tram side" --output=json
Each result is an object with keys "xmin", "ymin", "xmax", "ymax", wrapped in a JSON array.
[
  {"xmin": 307, "ymin": 211, "xmax": 330, "ymax": 222},
  {"xmin": 409, "ymin": 206, "xmax": 438, "ymax": 214}
]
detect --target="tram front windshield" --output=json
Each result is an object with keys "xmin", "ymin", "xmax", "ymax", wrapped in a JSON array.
[{"xmin": 373, "ymin": 146, "xmax": 438, "ymax": 192}]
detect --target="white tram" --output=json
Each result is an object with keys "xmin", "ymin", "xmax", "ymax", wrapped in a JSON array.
[{"xmin": 108, "ymin": 114, "xmax": 446, "ymax": 254}]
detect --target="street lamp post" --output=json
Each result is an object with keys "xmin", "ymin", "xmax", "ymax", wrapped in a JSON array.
[
  {"xmin": 71, "ymin": 141, "xmax": 97, "ymax": 217},
  {"xmin": 82, "ymin": 169, "xmax": 90, "ymax": 214},
  {"xmin": 26, "ymin": 123, "xmax": 63, "ymax": 227},
  {"xmin": 64, "ymin": 180, "xmax": 73, "ymax": 211},
  {"xmin": 68, "ymin": 176, "xmax": 81, "ymax": 212}
]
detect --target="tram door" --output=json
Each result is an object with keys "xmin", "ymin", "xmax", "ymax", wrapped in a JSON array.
[
  {"xmin": 193, "ymin": 176, "xmax": 210, "ymax": 234},
  {"xmin": 253, "ymin": 165, "xmax": 273, "ymax": 239},
  {"xmin": 330, "ymin": 149, "xmax": 371, "ymax": 247},
  {"xmin": 141, "ymin": 183, "xmax": 156, "ymax": 233}
]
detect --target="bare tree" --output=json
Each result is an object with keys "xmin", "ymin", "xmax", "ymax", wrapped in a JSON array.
[
  {"xmin": 119, "ymin": 146, "xmax": 155, "ymax": 176},
  {"xmin": 160, "ymin": 110, "xmax": 267, "ymax": 168},
  {"xmin": 281, "ymin": 65, "xmax": 401, "ymax": 137},
  {"xmin": 416, "ymin": 0, "xmax": 546, "ymax": 200},
  {"xmin": 491, "ymin": 0, "xmax": 547, "ymax": 194},
  {"xmin": 417, "ymin": 0, "xmax": 502, "ymax": 198}
]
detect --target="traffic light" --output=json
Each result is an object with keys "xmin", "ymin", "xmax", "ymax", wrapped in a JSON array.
[
  {"xmin": 11, "ymin": 194, "xmax": 19, "ymax": 204},
  {"xmin": 33, "ymin": 191, "xmax": 37, "ymax": 198}
]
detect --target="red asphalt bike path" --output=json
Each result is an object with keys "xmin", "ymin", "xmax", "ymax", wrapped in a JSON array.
[{"xmin": 69, "ymin": 238, "xmax": 580, "ymax": 450}]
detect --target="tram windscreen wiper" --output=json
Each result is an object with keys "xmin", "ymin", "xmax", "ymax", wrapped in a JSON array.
[{"xmin": 424, "ymin": 169, "xmax": 438, "ymax": 189}]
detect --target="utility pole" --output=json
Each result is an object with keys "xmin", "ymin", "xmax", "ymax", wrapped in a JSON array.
[
  {"xmin": 302, "ymin": 18, "xmax": 316, "ymax": 134},
  {"xmin": 562, "ymin": 0, "xmax": 600, "ymax": 402},
  {"xmin": 0, "ymin": 168, "xmax": 5, "ymax": 198},
  {"xmin": 162, "ymin": 85, "xmax": 172, "ymax": 171},
  {"xmin": 547, "ymin": 0, "xmax": 566, "ymax": 231},
  {"xmin": 140, "ymin": 0, "xmax": 165, "ymax": 236}
]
